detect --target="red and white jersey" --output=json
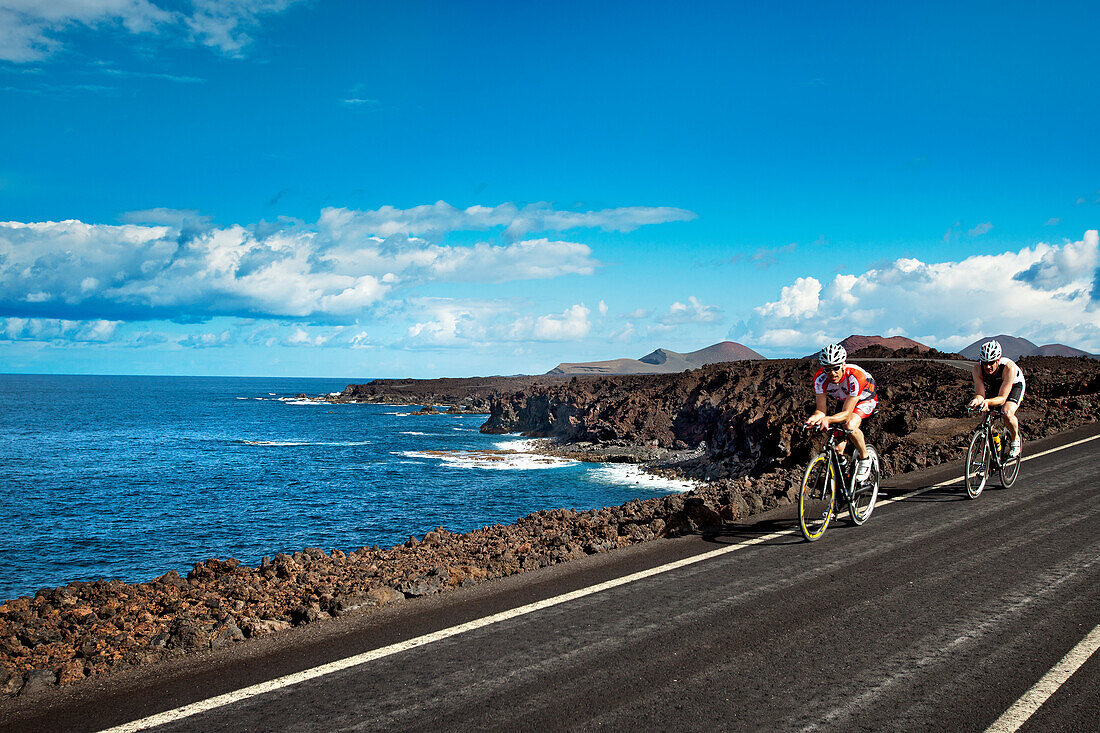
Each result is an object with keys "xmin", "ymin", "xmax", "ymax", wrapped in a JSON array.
[{"xmin": 813, "ymin": 363, "xmax": 877, "ymax": 403}]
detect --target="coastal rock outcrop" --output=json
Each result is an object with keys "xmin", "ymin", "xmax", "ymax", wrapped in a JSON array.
[{"xmin": 483, "ymin": 357, "xmax": 1100, "ymax": 480}]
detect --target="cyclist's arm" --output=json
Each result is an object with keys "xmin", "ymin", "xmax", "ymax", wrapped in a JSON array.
[
  {"xmin": 985, "ymin": 362, "xmax": 1017, "ymax": 407},
  {"xmin": 827, "ymin": 394, "xmax": 858, "ymax": 425},
  {"xmin": 969, "ymin": 364, "xmax": 986, "ymax": 408},
  {"xmin": 806, "ymin": 393, "xmax": 828, "ymax": 427}
]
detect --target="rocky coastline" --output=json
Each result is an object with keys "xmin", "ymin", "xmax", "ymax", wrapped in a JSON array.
[
  {"xmin": 308, "ymin": 374, "xmax": 572, "ymax": 413},
  {"xmin": 3, "ymin": 354, "xmax": 1098, "ymax": 699}
]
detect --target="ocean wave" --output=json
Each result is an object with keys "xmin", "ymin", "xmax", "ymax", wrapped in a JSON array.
[
  {"xmin": 383, "ymin": 411, "xmax": 412, "ymax": 416},
  {"xmin": 400, "ymin": 431, "xmax": 430, "ymax": 436},
  {"xmin": 491, "ymin": 437, "xmax": 550, "ymax": 452},
  {"xmin": 586, "ymin": 464, "xmax": 696, "ymax": 492},
  {"xmin": 394, "ymin": 449, "xmax": 577, "ymax": 470}
]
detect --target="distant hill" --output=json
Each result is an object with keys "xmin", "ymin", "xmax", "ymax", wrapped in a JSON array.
[
  {"xmin": 1030, "ymin": 344, "xmax": 1096, "ymax": 357},
  {"xmin": 839, "ymin": 335, "xmax": 931, "ymax": 353},
  {"xmin": 959, "ymin": 335, "xmax": 1038, "ymax": 361},
  {"xmin": 547, "ymin": 341, "xmax": 764, "ymax": 375},
  {"xmin": 804, "ymin": 334, "xmax": 933, "ymax": 360},
  {"xmin": 959, "ymin": 335, "xmax": 1097, "ymax": 360}
]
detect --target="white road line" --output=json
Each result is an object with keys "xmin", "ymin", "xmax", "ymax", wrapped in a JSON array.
[
  {"xmin": 984, "ymin": 623, "xmax": 1100, "ymax": 733},
  {"xmin": 98, "ymin": 526, "xmax": 795, "ymax": 732},
  {"xmin": 879, "ymin": 432, "xmax": 1100, "ymax": 505},
  {"xmin": 98, "ymin": 430, "xmax": 1100, "ymax": 733}
]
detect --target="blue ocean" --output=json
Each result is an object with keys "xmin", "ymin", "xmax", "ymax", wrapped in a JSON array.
[{"xmin": 0, "ymin": 374, "xmax": 690, "ymax": 602}]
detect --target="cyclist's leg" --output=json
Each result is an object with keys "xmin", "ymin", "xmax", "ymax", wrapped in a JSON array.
[
  {"xmin": 1003, "ymin": 384, "xmax": 1023, "ymax": 447},
  {"xmin": 847, "ymin": 401, "xmax": 876, "ymax": 460}
]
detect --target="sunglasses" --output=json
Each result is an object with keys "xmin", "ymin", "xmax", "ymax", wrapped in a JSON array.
[{"xmin": 826, "ymin": 364, "xmax": 845, "ymax": 373}]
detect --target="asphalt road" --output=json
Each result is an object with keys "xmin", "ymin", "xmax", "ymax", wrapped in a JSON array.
[{"xmin": 3, "ymin": 423, "xmax": 1098, "ymax": 733}]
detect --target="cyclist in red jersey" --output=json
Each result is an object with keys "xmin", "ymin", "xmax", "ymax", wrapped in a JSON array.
[{"xmin": 803, "ymin": 343, "xmax": 878, "ymax": 481}]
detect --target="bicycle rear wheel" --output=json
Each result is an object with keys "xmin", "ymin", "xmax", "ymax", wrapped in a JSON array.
[
  {"xmin": 965, "ymin": 430, "xmax": 989, "ymax": 499},
  {"xmin": 1000, "ymin": 441, "xmax": 1022, "ymax": 487},
  {"xmin": 799, "ymin": 454, "xmax": 835, "ymax": 541},
  {"xmin": 849, "ymin": 446, "xmax": 880, "ymax": 525}
]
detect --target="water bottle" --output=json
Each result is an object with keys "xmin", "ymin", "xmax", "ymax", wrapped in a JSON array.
[{"xmin": 992, "ymin": 433, "xmax": 1001, "ymax": 453}]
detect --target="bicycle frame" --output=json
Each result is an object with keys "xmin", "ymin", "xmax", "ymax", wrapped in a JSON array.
[
  {"xmin": 965, "ymin": 406, "xmax": 1021, "ymax": 497},
  {"xmin": 976, "ymin": 408, "xmax": 1007, "ymax": 469},
  {"xmin": 798, "ymin": 424, "xmax": 880, "ymax": 541},
  {"xmin": 813, "ymin": 426, "xmax": 878, "ymax": 507}
]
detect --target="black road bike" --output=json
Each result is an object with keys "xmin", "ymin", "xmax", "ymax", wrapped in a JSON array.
[
  {"xmin": 964, "ymin": 407, "xmax": 1022, "ymax": 498},
  {"xmin": 798, "ymin": 426, "xmax": 881, "ymax": 541}
]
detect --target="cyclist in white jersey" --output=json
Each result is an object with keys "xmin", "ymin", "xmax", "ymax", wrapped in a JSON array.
[{"xmin": 967, "ymin": 339, "xmax": 1026, "ymax": 457}]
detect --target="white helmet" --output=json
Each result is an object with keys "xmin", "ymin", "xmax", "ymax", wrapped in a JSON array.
[
  {"xmin": 818, "ymin": 343, "xmax": 847, "ymax": 366},
  {"xmin": 979, "ymin": 339, "xmax": 1002, "ymax": 363}
]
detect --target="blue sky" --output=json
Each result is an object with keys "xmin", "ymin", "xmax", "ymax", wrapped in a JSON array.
[{"xmin": 1, "ymin": 1, "xmax": 1098, "ymax": 377}]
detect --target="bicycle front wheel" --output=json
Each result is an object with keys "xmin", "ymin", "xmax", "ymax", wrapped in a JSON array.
[
  {"xmin": 799, "ymin": 454, "xmax": 835, "ymax": 541},
  {"xmin": 1000, "ymin": 441, "xmax": 1022, "ymax": 487},
  {"xmin": 849, "ymin": 446, "xmax": 880, "ymax": 525},
  {"xmin": 965, "ymin": 430, "xmax": 989, "ymax": 499}
]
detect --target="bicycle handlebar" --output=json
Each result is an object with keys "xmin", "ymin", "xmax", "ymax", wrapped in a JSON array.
[{"xmin": 799, "ymin": 422, "xmax": 853, "ymax": 436}]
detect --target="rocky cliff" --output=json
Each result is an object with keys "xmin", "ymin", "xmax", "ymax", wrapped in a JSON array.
[{"xmin": 484, "ymin": 357, "xmax": 1100, "ymax": 480}]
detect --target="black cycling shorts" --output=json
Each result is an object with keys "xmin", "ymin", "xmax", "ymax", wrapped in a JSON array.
[{"xmin": 988, "ymin": 382, "xmax": 1025, "ymax": 405}]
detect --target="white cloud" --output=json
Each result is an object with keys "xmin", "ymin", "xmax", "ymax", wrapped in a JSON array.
[
  {"xmin": 397, "ymin": 299, "xmax": 593, "ymax": 348},
  {"xmin": 320, "ymin": 201, "xmax": 695, "ymax": 242},
  {"xmin": 660, "ymin": 296, "xmax": 722, "ymax": 325},
  {"xmin": 754, "ymin": 277, "xmax": 822, "ymax": 319},
  {"xmin": 399, "ymin": 299, "xmax": 500, "ymax": 349},
  {"xmin": 598, "ymin": 300, "xmax": 608, "ymax": 316},
  {"xmin": 0, "ymin": 212, "xmax": 608, "ymax": 323},
  {"xmin": 739, "ymin": 231, "xmax": 1100, "ymax": 354},
  {"xmin": 525, "ymin": 304, "xmax": 591, "ymax": 341},
  {"xmin": 609, "ymin": 322, "xmax": 635, "ymax": 342},
  {"xmin": 0, "ymin": 0, "xmax": 305, "ymax": 62},
  {"xmin": 1, "ymin": 316, "xmax": 121, "ymax": 342},
  {"xmin": 969, "ymin": 221, "xmax": 993, "ymax": 236},
  {"xmin": 1013, "ymin": 230, "xmax": 1098, "ymax": 291}
]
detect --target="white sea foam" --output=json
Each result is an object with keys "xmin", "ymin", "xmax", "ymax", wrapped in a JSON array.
[
  {"xmin": 491, "ymin": 437, "xmax": 549, "ymax": 452},
  {"xmin": 452, "ymin": 427, "xmax": 477, "ymax": 432},
  {"xmin": 587, "ymin": 463, "xmax": 697, "ymax": 492},
  {"xmin": 383, "ymin": 411, "xmax": 412, "ymax": 416},
  {"xmin": 280, "ymin": 398, "xmax": 330, "ymax": 406},
  {"xmin": 400, "ymin": 431, "xmax": 430, "ymax": 436},
  {"xmin": 394, "ymin": 449, "xmax": 576, "ymax": 470},
  {"xmin": 241, "ymin": 440, "xmax": 310, "ymax": 446}
]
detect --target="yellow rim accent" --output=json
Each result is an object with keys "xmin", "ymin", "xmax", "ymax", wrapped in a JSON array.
[{"xmin": 800, "ymin": 454, "xmax": 834, "ymax": 541}]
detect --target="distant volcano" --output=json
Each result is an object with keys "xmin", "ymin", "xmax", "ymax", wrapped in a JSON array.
[
  {"xmin": 959, "ymin": 334, "xmax": 1097, "ymax": 360},
  {"xmin": 547, "ymin": 341, "xmax": 764, "ymax": 375},
  {"xmin": 839, "ymin": 335, "xmax": 931, "ymax": 353}
]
